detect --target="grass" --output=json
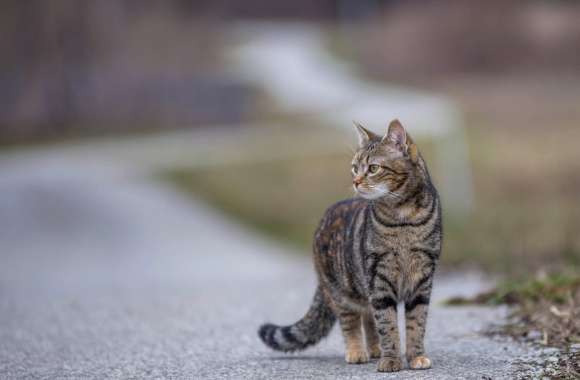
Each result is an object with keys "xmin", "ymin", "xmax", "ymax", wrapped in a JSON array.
[
  {"xmin": 446, "ymin": 273, "xmax": 580, "ymax": 307},
  {"xmin": 446, "ymin": 272, "xmax": 580, "ymax": 378}
]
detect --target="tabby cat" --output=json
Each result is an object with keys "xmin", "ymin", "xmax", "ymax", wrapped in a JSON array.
[{"xmin": 258, "ymin": 120, "xmax": 442, "ymax": 372}]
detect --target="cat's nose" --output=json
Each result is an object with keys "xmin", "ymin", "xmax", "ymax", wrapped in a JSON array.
[{"xmin": 353, "ymin": 176, "xmax": 363, "ymax": 186}]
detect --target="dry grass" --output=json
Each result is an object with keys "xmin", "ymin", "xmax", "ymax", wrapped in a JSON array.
[
  {"xmin": 446, "ymin": 273, "xmax": 580, "ymax": 378},
  {"xmin": 446, "ymin": 273, "xmax": 580, "ymax": 347}
]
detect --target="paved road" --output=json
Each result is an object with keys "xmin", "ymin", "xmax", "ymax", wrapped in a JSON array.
[{"xmin": 0, "ymin": 142, "xmax": 543, "ymax": 379}]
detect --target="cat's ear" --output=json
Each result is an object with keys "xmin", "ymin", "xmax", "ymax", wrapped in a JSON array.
[
  {"xmin": 353, "ymin": 121, "xmax": 378, "ymax": 147},
  {"xmin": 383, "ymin": 119, "xmax": 419, "ymax": 163},
  {"xmin": 383, "ymin": 119, "xmax": 407, "ymax": 147}
]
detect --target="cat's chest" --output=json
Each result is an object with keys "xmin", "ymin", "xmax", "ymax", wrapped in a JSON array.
[
  {"xmin": 393, "ymin": 250, "xmax": 425, "ymax": 300},
  {"xmin": 363, "ymin": 232, "xmax": 427, "ymax": 296},
  {"xmin": 364, "ymin": 224, "xmax": 419, "ymax": 252}
]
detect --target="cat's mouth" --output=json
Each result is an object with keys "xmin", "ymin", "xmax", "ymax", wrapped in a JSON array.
[{"xmin": 354, "ymin": 185, "xmax": 387, "ymax": 200}]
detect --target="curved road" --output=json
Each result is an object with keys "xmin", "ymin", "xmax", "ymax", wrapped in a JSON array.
[{"xmin": 0, "ymin": 139, "xmax": 540, "ymax": 379}]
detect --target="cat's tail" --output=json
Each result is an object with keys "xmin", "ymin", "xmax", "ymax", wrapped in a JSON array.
[{"xmin": 258, "ymin": 286, "xmax": 335, "ymax": 352}]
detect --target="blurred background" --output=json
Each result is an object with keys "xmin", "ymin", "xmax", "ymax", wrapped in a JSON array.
[
  {"xmin": 2, "ymin": 1, "xmax": 580, "ymax": 377},
  {"xmin": 2, "ymin": 1, "xmax": 580, "ymax": 292}
]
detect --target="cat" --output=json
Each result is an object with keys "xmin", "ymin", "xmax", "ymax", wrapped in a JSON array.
[{"xmin": 258, "ymin": 119, "xmax": 442, "ymax": 372}]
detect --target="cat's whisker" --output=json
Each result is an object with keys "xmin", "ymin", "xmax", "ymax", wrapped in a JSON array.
[{"xmin": 386, "ymin": 191, "xmax": 403, "ymax": 199}]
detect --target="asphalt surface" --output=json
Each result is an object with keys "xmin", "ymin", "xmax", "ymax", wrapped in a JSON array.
[{"xmin": 0, "ymin": 143, "xmax": 546, "ymax": 380}]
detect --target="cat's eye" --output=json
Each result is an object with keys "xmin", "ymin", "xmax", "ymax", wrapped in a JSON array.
[
  {"xmin": 352, "ymin": 165, "xmax": 358, "ymax": 174},
  {"xmin": 368, "ymin": 164, "xmax": 380, "ymax": 174}
]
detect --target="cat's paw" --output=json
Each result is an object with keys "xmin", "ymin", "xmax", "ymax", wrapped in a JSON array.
[
  {"xmin": 377, "ymin": 356, "xmax": 402, "ymax": 372},
  {"xmin": 368, "ymin": 345, "xmax": 381, "ymax": 359},
  {"xmin": 345, "ymin": 349, "xmax": 370, "ymax": 364},
  {"xmin": 409, "ymin": 355, "xmax": 432, "ymax": 370}
]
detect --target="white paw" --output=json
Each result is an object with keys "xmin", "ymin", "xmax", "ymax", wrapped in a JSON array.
[{"xmin": 409, "ymin": 355, "xmax": 432, "ymax": 370}]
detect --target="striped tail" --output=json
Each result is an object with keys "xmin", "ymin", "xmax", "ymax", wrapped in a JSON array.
[{"xmin": 258, "ymin": 286, "xmax": 336, "ymax": 352}]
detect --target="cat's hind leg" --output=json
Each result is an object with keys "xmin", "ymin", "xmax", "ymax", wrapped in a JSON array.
[
  {"xmin": 337, "ymin": 309, "xmax": 368, "ymax": 364},
  {"xmin": 362, "ymin": 312, "xmax": 381, "ymax": 358}
]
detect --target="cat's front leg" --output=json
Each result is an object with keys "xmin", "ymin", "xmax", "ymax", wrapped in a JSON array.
[
  {"xmin": 369, "ymin": 271, "xmax": 402, "ymax": 372},
  {"xmin": 405, "ymin": 281, "xmax": 433, "ymax": 370},
  {"xmin": 370, "ymin": 295, "xmax": 401, "ymax": 372}
]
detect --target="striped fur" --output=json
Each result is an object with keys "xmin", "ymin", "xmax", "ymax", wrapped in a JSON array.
[
  {"xmin": 258, "ymin": 286, "xmax": 335, "ymax": 352},
  {"xmin": 258, "ymin": 120, "xmax": 442, "ymax": 373}
]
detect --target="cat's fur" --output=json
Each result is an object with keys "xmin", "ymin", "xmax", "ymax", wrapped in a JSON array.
[{"xmin": 258, "ymin": 120, "xmax": 442, "ymax": 372}]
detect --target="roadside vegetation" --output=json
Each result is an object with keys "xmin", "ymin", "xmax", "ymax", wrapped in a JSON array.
[
  {"xmin": 446, "ymin": 274, "xmax": 580, "ymax": 346},
  {"xmin": 446, "ymin": 273, "xmax": 580, "ymax": 379}
]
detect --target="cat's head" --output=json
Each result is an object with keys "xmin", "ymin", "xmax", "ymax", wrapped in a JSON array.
[{"xmin": 351, "ymin": 119, "xmax": 421, "ymax": 200}]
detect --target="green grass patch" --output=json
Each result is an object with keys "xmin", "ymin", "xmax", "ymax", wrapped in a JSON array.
[{"xmin": 446, "ymin": 273, "xmax": 580, "ymax": 306}]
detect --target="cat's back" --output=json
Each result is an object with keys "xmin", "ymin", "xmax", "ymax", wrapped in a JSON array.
[{"xmin": 313, "ymin": 197, "xmax": 366, "ymax": 255}]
